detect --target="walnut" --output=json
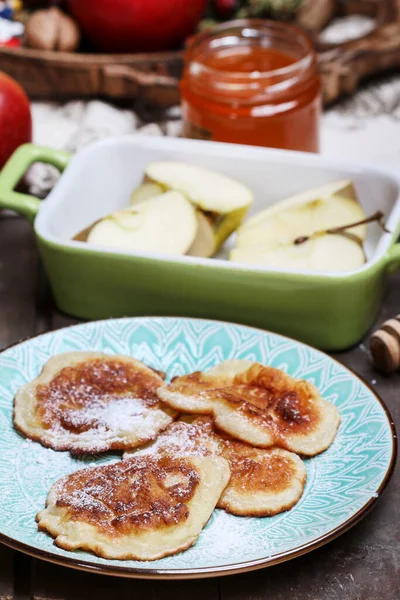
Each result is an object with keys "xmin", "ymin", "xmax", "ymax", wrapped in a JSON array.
[{"xmin": 25, "ymin": 7, "xmax": 80, "ymax": 52}]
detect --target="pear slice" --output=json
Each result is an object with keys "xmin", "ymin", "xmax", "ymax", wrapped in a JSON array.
[
  {"xmin": 145, "ymin": 162, "xmax": 253, "ymax": 214},
  {"xmin": 230, "ymin": 234, "xmax": 365, "ymax": 273},
  {"xmin": 130, "ymin": 182, "xmax": 164, "ymax": 205},
  {"xmin": 237, "ymin": 180, "xmax": 367, "ymax": 249},
  {"xmin": 87, "ymin": 191, "xmax": 197, "ymax": 256}
]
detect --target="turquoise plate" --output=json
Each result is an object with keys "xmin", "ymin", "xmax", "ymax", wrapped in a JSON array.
[{"xmin": 0, "ymin": 318, "xmax": 396, "ymax": 579}]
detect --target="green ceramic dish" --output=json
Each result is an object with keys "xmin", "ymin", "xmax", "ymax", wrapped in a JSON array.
[
  {"xmin": 0, "ymin": 138, "xmax": 399, "ymax": 350},
  {"xmin": 0, "ymin": 317, "xmax": 396, "ymax": 579}
]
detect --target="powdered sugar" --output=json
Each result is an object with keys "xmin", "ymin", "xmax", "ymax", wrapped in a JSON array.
[
  {"xmin": 58, "ymin": 397, "xmax": 153, "ymax": 434},
  {"xmin": 128, "ymin": 418, "xmax": 220, "ymax": 460},
  {"xmin": 17, "ymin": 355, "xmax": 174, "ymax": 453}
]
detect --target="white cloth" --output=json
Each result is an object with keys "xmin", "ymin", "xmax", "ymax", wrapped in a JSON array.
[
  {"xmin": 27, "ymin": 100, "xmax": 181, "ymax": 197},
  {"xmin": 322, "ymin": 76, "xmax": 400, "ymax": 169}
]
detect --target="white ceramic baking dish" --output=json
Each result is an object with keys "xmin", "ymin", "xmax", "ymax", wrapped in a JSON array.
[{"xmin": 0, "ymin": 136, "xmax": 399, "ymax": 350}]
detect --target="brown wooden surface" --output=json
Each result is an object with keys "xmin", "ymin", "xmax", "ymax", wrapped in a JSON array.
[
  {"xmin": 0, "ymin": 46, "xmax": 182, "ymax": 108},
  {"xmin": 2, "ymin": 0, "xmax": 400, "ymax": 107},
  {"xmin": 0, "ymin": 214, "xmax": 398, "ymax": 599}
]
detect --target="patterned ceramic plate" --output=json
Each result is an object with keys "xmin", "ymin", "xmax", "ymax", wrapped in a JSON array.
[{"xmin": 0, "ymin": 318, "xmax": 396, "ymax": 579}]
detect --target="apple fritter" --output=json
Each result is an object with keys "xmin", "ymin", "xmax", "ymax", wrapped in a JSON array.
[
  {"xmin": 219, "ymin": 441, "xmax": 306, "ymax": 516},
  {"xmin": 123, "ymin": 415, "xmax": 221, "ymax": 460},
  {"xmin": 37, "ymin": 454, "xmax": 230, "ymax": 561},
  {"xmin": 124, "ymin": 417, "xmax": 307, "ymax": 517},
  {"xmin": 158, "ymin": 360, "xmax": 340, "ymax": 456},
  {"xmin": 14, "ymin": 352, "xmax": 175, "ymax": 454}
]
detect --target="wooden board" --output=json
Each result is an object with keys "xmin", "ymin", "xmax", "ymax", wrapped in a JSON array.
[
  {"xmin": 1, "ymin": 1, "xmax": 400, "ymax": 106},
  {"xmin": 0, "ymin": 215, "xmax": 38, "ymax": 349},
  {"xmin": 0, "ymin": 46, "xmax": 182, "ymax": 108},
  {"xmin": 32, "ymin": 560, "xmax": 219, "ymax": 600}
]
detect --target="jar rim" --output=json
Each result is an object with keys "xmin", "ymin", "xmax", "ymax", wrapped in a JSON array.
[{"xmin": 185, "ymin": 19, "xmax": 316, "ymax": 93}]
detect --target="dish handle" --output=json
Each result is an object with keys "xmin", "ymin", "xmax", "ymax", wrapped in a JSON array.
[
  {"xmin": 386, "ymin": 242, "xmax": 400, "ymax": 274},
  {"xmin": 0, "ymin": 144, "xmax": 71, "ymax": 223}
]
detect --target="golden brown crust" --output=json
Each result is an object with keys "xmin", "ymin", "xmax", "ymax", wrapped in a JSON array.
[
  {"xmin": 36, "ymin": 358, "xmax": 162, "ymax": 432},
  {"xmin": 47, "ymin": 456, "xmax": 199, "ymax": 536},
  {"xmin": 159, "ymin": 361, "xmax": 340, "ymax": 455},
  {"xmin": 14, "ymin": 352, "xmax": 175, "ymax": 454},
  {"xmin": 125, "ymin": 416, "xmax": 307, "ymax": 518},
  {"xmin": 225, "ymin": 364, "xmax": 320, "ymax": 441},
  {"xmin": 37, "ymin": 454, "xmax": 231, "ymax": 561},
  {"xmin": 217, "ymin": 441, "xmax": 307, "ymax": 517},
  {"xmin": 170, "ymin": 365, "xmax": 319, "ymax": 438},
  {"xmin": 222, "ymin": 439, "xmax": 296, "ymax": 493}
]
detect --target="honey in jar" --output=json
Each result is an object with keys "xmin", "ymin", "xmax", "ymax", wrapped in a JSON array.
[{"xmin": 181, "ymin": 20, "xmax": 321, "ymax": 152}]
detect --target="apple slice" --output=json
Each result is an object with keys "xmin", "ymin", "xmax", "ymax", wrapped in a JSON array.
[
  {"xmin": 130, "ymin": 182, "xmax": 164, "ymax": 205},
  {"xmin": 145, "ymin": 162, "xmax": 253, "ymax": 214},
  {"xmin": 231, "ymin": 234, "xmax": 365, "ymax": 273},
  {"xmin": 237, "ymin": 180, "xmax": 367, "ymax": 249},
  {"xmin": 145, "ymin": 161, "xmax": 252, "ymax": 253},
  {"xmin": 87, "ymin": 191, "xmax": 197, "ymax": 255},
  {"xmin": 187, "ymin": 211, "xmax": 216, "ymax": 258},
  {"xmin": 129, "ymin": 183, "xmax": 219, "ymax": 258},
  {"xmin": 129, "ymin": 181, "xmax": 217, "ymax": 256},
  {"xmin": 187, "ymin": 207, "xmax": 252, "ymax": 257}
]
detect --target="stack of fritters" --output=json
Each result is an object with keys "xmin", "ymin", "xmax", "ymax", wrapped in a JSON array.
[{"xmin": 14, "ymin": 353, "xmax": 340, "ymax": 561}]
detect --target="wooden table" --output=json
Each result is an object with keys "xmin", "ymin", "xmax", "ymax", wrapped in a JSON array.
[{"xmin": 0, "ymin": 214, "xmax": 398, "ymax": 600}]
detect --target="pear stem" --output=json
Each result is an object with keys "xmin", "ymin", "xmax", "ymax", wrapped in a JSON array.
[{"xmin": 294, "ymin": 211, "xmax": 389, "ymax": 245}]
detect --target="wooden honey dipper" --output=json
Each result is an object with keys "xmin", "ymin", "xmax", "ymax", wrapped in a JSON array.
[{"xmin": 369, "ymin": 315, "xmax": 400, "ymax": 373}]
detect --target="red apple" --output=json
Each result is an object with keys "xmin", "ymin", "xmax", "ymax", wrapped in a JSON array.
[
  {"xmin": 67, "ymin": 0, "xmax": 208, "ymax": 53},
  {"xmin": 215, "ymin": 0, "xmax": 239, "ymax": 18},
  {"xmin": 0, "ymin": 72, "xmax": 32, "ymax": 169}
]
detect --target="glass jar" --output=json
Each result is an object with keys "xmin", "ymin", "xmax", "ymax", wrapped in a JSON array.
[{"xmin": 181, "ymin": 20, "xmax": 321, "ymax": 152}]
